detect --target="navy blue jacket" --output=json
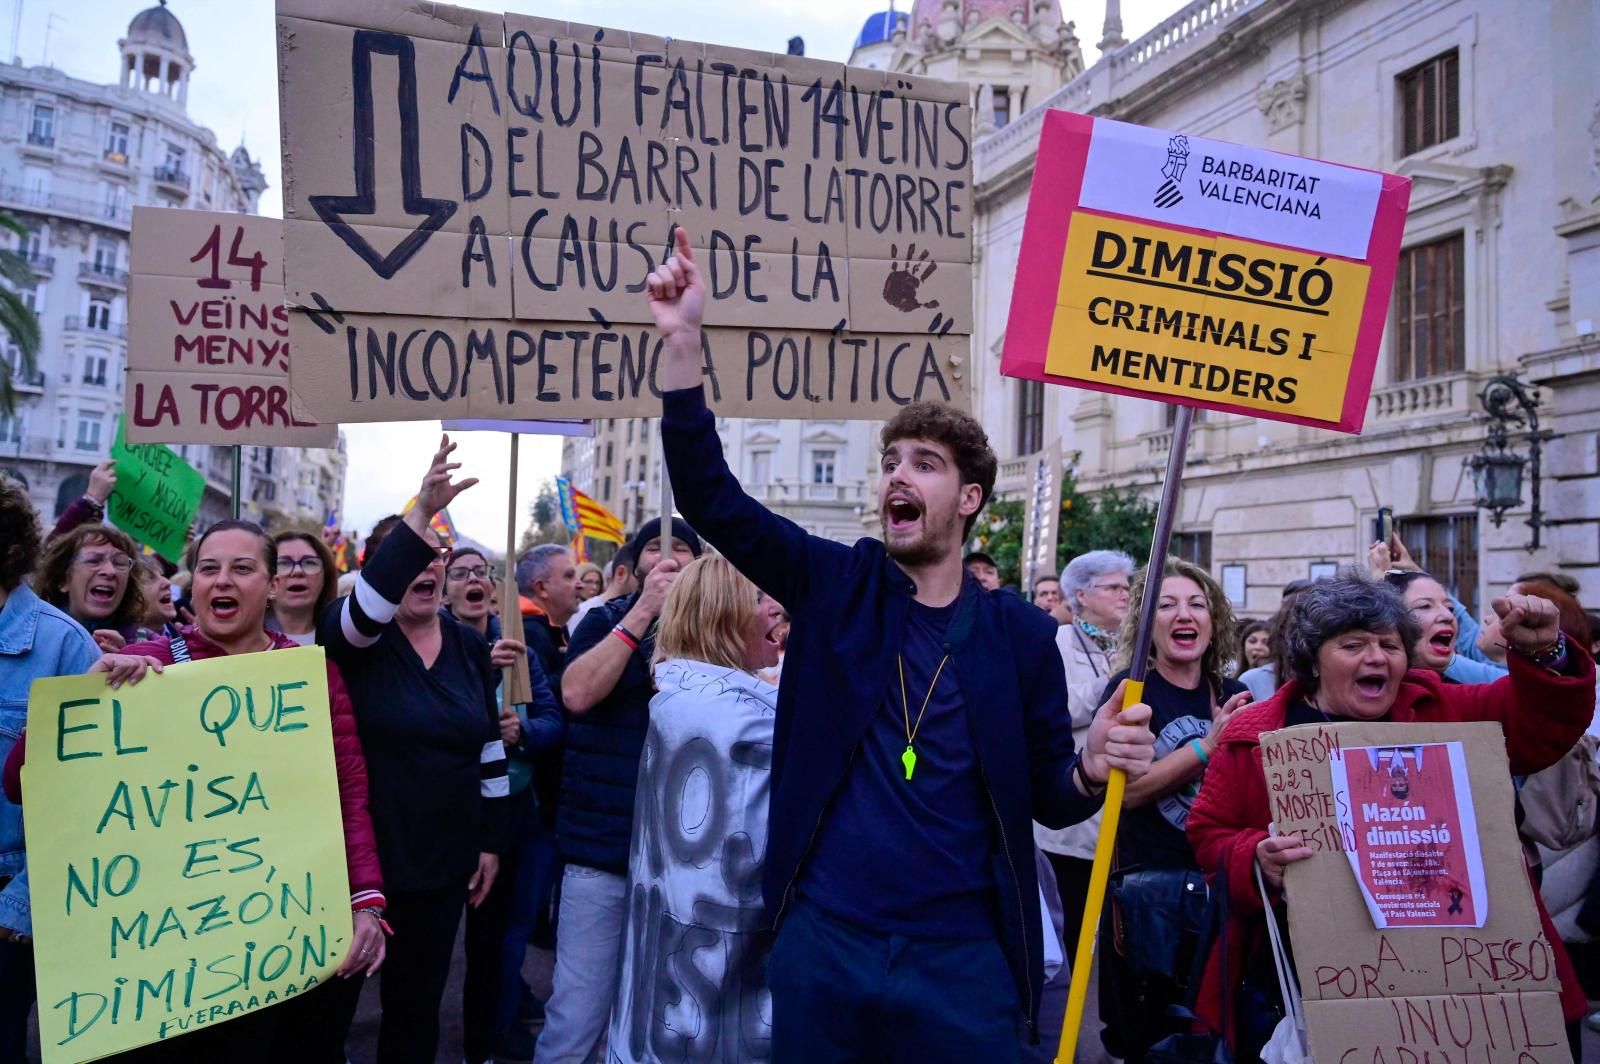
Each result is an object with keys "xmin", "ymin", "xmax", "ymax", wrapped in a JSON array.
[
  {"xmin": 662, "ymin": 385, "xmax": 1101, "ymax": 1034},
  {"xmin": 555, "ymin": 594, "xmax": 653, "ymax": 875}
]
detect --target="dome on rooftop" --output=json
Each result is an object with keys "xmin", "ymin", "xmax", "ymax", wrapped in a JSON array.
[
  {"xmin": 127, "ymin": 1, "xmax": 188, "ymax": 51},
  {"xmin": 855, "ymin": 10, "xmax": 909, "ymax": 50}
]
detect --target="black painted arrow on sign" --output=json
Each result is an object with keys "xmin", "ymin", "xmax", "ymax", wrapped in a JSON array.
[{"xmin": 309, "ymin": 31, "xmax": 457, "ymax": 280}]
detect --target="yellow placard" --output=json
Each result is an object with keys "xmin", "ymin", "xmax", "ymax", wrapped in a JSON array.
[
  {"xmin": 1045, "ymin": 211, "xmax": 1372, "ymax": 422},
  {"xmin": 23, "ymin": 646, "xmax": 350, "ymax": 1062}
]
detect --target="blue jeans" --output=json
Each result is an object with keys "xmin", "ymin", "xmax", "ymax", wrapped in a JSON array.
[
  {"xmin": 768, "ymin": 898, "xmax": 1022, "ymax": 1064},
  {"xmin": 533, "ymin": 865, "xmax": 629, "ymax": 1064}
]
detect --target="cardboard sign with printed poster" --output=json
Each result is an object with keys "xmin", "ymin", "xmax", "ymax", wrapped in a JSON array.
[{"xmin": 1260, "ymin": 721, "xmax": 1571, "ymax": 1063}]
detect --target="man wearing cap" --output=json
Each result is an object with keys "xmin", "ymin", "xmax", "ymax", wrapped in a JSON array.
[
  {"xmin": 964, "ymin": 550, "xmax": 1002, "ymax": 591},
  {"xmin": 534, "ymin": 517, "xmax": 703, "ymax": 1064}
]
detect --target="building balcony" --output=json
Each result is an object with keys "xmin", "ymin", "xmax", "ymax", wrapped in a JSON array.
[
  {"xmin": 78, "ymin": 262, "xmax": 129, "ymax": 289},
  {"xmin": 745, "ymin": 481, "xmax": 869, "ymax": 505},
  {"xmin": 1367, "ymin": 372, "xmax": 1471, "ymax": 425},
  {"xmin": 152, "ymin": 164, "xmax": 190, "ymax": 197},
  {"xmin": 21, "ymin": 131, "xmax": 57, "ymax": 156},
  {"xmin": 99, "ymin": 149, "xmax": 132, "ymax": 174},
  {"xmin": 4, "ymin": 365, "xmax": 46, "ymax": 394},
  {"xmin": 0, "ymin": 183, "xmax": 132, "ymax": 230},
  {"xmin": 62, "ymin": 316, "xmax": 127, "ymax": 340},
  {"xmin": 19, "ymin": 251, "xmax": 54, "ymax": 276}
]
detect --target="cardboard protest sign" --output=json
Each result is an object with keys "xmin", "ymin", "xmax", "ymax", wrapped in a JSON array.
[
  {"xmin": 442, "ymin": 418, "xmax": 593, "ymax": 436},
  {"xmin": 23, "ymin": 646, "xmax": 350, "ymax": 1061},
  {"xmin": 1020, "ymin": 440, "xmax": 1062, "ymax": 594},
  {"xmin": 275, "ymin": 0, "xmax": 973, "ymax": 422},
  {"xmin": 1262, "ymin": 721, "xmax": 1571, "ymax": 1063},
  {"xmin": 108, "ymin": 417, "xmax": 205, "ymax": 561},
  {"xmin": 1002, "ymin": 112, "xmax": 1412, "ymax": 433},
  {"xmin": 126, "ymin": 208, "xmax": 336, "ymax": 447}
]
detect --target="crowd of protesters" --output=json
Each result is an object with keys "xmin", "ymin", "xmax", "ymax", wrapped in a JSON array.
[{"xmin": 0, "ymin": 225, "xmax": 1595, "ymax": 1064}]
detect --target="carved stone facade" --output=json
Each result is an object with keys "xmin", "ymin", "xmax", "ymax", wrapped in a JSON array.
[{"xmin": 1256, "ymin": 70, "xmax": 1307, "ymax": 134}]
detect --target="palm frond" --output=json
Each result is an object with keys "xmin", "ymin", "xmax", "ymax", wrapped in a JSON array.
[
  {"xmin": 0, "ymin": 288, "xmax": 41, "ymax": 360},
  {"xmin": 0, "ymin": 214, "xmax": 27, "ymax": 242},
  {"xmin": 0, "ymin": 248, "xmax": 36, "ymax": 289}
]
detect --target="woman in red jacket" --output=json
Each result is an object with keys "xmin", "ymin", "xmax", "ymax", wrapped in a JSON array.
[
  {"xmin": 1187, "ymin": 574, "xmax": 1595, "ymax": 1063},
  {"xmin": 89, "ymin": 518, "xmax": 387, "ymax": 1063}
]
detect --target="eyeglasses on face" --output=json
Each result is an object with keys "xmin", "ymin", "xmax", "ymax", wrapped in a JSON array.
[
  {"xmin": 75, "ymin": 551, "xmax": 133, "ymax": 572},
  {"xmin": 276, "ymin": 556, "xmax": 324, "ymax": 574},
  {"xmin": 447, "ymin": 565, "xmax": 493, "ymax": 581},
  {"xmin": 1091, "ymin": 582, "xmax": 1132, "ymax": 595}
]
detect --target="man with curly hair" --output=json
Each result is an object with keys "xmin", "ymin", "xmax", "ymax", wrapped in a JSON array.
[
  {"xmin": 0, "ymin": 477, "xmax": 100, "ymax": 1058},
  {"xmin": 643, "ymin": 230, "xmax": 1158, "ymax": 1063}
]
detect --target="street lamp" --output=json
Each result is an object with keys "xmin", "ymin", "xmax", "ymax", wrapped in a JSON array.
[{"xmin": 1464, "ymin": 375, "xmax": 1546, "ymax": 550}]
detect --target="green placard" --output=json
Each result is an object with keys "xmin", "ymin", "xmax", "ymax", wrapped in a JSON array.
[{"xmin": 108, "ymin": 416, "xmax": 205, "ymax": 560}]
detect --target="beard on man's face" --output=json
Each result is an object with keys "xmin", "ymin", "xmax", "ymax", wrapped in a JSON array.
[{"xmin": 882, "ymin": 507, "xmax": 962, "ymax": 567}]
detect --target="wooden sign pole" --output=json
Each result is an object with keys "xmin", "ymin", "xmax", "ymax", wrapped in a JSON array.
[
  {"xmin": 501, "ymin": 433, "xmax": 532, "ymax": 708},
  {"xmin": 1056, "ymin": 403, "xmax": 1195, "ymax": 1063}
]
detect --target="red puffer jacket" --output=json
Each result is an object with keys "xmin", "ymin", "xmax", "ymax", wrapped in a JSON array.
[{"xmin": 1187, "ymin": 648, "xmax": 1596, "ymax": 1047}]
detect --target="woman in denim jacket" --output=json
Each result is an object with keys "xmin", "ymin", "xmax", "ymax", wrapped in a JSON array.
[{"xmin": 0, "ymin": 478, "xmax": 100, "ymax": 1060}]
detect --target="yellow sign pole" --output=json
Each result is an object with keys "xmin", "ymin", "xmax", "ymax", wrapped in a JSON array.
[{"xmin": 1056, "ymin": 404, "xmax": 1195, "ymax": 1063}]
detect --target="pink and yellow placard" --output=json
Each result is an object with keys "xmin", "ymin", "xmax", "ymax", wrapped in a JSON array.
[{"xmin": 1001, "ymin": 111, "xmax": 1411, "ymax": 433}]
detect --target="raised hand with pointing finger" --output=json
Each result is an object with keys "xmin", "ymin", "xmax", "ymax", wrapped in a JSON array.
[{"xmin": 647, "ymin": 227, "xmax": 708, "ymax": 393}]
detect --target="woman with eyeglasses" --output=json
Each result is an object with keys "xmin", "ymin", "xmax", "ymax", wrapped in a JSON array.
[
  {"xmin": 34, "ymin": 522, "xmax": 150, "ymax": 653},
  {"xmin": 269, "ymin": 530, "xmax": 339, "ymax": 646},
  {"xmin": 317, "ymin": 437, "xmax": 518, "ymax": 1063},
  {"xmin": 444, "ymin": 546, "xmax": 565, "ymax": 1060}
]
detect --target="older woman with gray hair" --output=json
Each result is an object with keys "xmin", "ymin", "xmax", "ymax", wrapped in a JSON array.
[
  {"xmin": 1036, "ymin": 550, "xmax": 1136, "ymax": 923},
  {"xmin": 1187, "ymin": 573, "xmax": 1596, "ymax": 1060}
]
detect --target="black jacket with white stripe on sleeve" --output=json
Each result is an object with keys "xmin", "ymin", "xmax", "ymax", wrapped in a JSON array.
[{"xmin": 318, "ymin": 520, "xmax": 510, "ymax": 891}]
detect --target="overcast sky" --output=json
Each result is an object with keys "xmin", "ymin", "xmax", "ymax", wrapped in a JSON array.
[{"xmin": 11, "ymin": 0, "xmax": 1182, "ymax": 541}]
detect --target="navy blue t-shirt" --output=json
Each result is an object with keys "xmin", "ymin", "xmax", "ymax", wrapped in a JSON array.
[{"xmin": 800, "ymin": 593, "xmax": 996, "ymax": 937}]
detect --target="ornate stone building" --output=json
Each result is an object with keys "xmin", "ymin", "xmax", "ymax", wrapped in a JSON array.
[
  {"xmin": 972, "ymin": 0, "xmax": 1600, "ymax": 613},
  {"xmin": 0, "ymin": 2, "xmax": 343, "ymax": 533}
]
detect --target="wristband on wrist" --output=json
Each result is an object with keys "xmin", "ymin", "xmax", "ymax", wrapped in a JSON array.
[
  {"xmin": 1514, "ymin": 632, "xmax": 1567, "ymax": 669},
  {"xmin": 353, "ymin": 905, "xmax": 392, "ymax": 936},
  {"xmin": 611, "ymin": 625, "xmax": 639, "ymax": 651},
  {"xmin": 81, "ymin": 494, "xmax": 105, "ymax": 514},
  {"xmin": 1191, "ymin": 739, "xmax": 1210, "ymax": 765},
  {"xmin": 1074, "ymin": 758, "xmax": 1106, "ymax": 795}
]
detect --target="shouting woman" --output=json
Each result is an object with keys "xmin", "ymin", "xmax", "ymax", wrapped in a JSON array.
[{"xmin": 610, "ymin": 556, "xmax": 787, "ymax": 1063}]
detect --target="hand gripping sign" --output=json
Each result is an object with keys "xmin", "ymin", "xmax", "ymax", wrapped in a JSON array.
[{"xmin": 1003, "ymin": 112, "xmax": 1411, "ymax": 433}]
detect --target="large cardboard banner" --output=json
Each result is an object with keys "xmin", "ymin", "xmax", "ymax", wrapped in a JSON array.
[
  {"xmin": 126, "ymin": 208, "xmax": 336, "ymax": 447},
  {"xmin": 1262, "ymin": 721, "xmax": 1571, "ymax": 1063},
  {"xmin": 108, "ymin": 417, "xmax": 205, "ymax": 562},
  {"xmin": 276, "ymin": 0, "xmax": 973, "ymax": 422},
  {"xmin": 1002, "ymin": 112, "xmax": 1412, "ymax": 433},
  {"xmin": 24, "ymin": 647, "xmax": 351, "ymax": 1062}
]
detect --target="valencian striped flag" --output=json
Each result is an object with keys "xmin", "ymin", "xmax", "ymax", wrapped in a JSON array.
[
  {"xmin": 400, "ymin": 496, "xmax": 460, "ymax": 545},
  {"xmin": 556, "ymin": 476, "xmax": 626, "ymax": 545}
]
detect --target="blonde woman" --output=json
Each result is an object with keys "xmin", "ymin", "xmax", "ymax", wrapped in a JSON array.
[
  {"xmin": 609, "ymin": 556, "xmax": 786, "ymax": 1064},
  {"xmin": 1099, "ymin": 557, "xmax": 1252, "ymax": 1062}
]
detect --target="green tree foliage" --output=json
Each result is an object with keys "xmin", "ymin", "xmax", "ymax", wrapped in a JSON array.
[
  {"xmin": 970, "ymin": 457, "xmax": 1158, "ymax": 587},
  {"xmin": 518, "ymin": 481, "xmax": 570, "ymax": 552},
  {"xmin": 0, "ymin": 212, "xmax": 41, "ymax": 417}
]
